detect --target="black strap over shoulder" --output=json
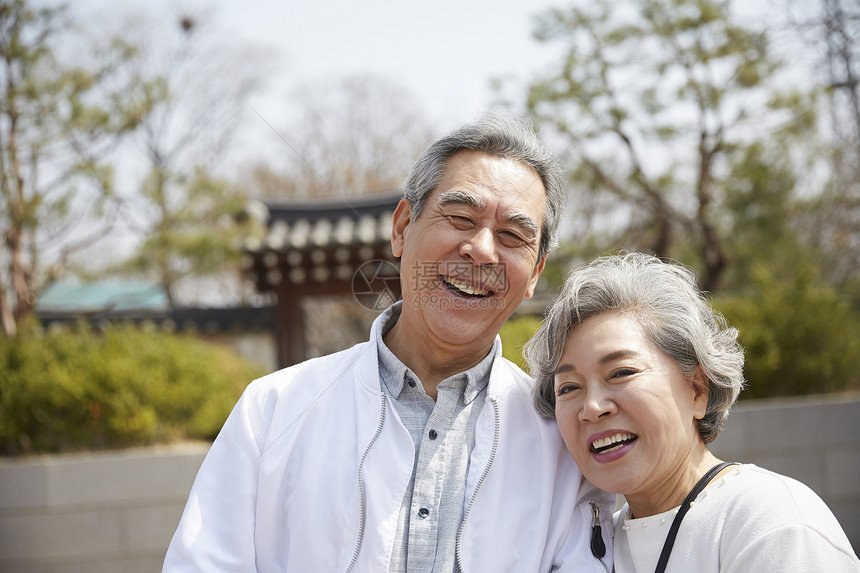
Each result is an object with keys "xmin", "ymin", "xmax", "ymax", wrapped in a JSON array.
[{"xmin": 654, "ymin": 461, "xmax": 740, "ymax": 573}]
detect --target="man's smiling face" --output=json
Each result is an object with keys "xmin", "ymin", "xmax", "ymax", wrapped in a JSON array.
[{"xmin": 390, "ymin": 150, "xmax": 547, "ymax": 355}]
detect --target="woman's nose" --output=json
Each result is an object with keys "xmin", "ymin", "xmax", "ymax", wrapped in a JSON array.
[{"xmin": 578, "ymin": 387, "xmax": 616, "ymax": 423}]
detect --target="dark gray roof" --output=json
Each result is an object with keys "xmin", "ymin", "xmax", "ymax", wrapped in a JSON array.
[
  {"xmin": 244, "ymin": 192, "xmax": 401, "ymax": 253},
  {"xmin": 37, "ymin": 305, "xmax": 276, "ymax": 334}
]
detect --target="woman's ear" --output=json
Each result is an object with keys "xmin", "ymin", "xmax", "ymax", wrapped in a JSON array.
[{"xmin": 691, "ymin": 366, "xmax": 710, "ymax": 421}]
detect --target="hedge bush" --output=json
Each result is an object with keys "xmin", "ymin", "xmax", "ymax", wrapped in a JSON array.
[
  {"xmin": 0, "ymin": 321, "xmax": 265, "ymax": 455},
  {"xmin": 716, "ymin": 265, "xmax": 860, "ymax": 399},
  {"xmin": 500, "ymin": 314, "xmax": 543, "ymax": 370}
]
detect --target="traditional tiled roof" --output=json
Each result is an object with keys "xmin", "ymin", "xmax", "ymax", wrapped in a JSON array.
[
  {"xmin": 35, "ymin": 280, "xmax": 275, "ymax": 334},
  {"xmin": 242, "ymin": 192, "xmax": 402, "ymax": 290},
  {"xmin": 37, "ymin": 280, "xmax": 168, "ymax": 312},
  {"xmin": 243, "ymin": 192, "xmax": 400, "ymax": 253}
]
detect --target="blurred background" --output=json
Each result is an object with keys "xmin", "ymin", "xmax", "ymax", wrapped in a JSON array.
[{"xmin": 0, "ymin": 0, "xmax": 858, "ymax": 569}]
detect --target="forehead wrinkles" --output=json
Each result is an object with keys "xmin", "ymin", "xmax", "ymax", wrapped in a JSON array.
[{"xmin": 441, "ymin": 151, "xmax": 542, "ymax": 196}]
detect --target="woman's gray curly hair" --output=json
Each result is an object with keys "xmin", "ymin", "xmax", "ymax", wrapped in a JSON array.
[{"xmin": 524, "ymin": 252, "xmax": 745, "ymax": 444}]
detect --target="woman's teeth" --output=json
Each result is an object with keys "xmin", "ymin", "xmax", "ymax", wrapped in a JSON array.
[{"xmin": 592, "ymin": 432, "xmax": 636, "ymax": 453}]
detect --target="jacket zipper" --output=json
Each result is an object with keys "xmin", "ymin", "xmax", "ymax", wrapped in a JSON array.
[
  {"xmin": 589, "ymin": 501, "xmax": 610, "ymax": 573},
  {"xmin": 455, "ymin": 397, "xmax": 500, "ymax": 573},
  {"xmin": 345, "ymin": 392, "xmax": 387, "ymax": 572}
]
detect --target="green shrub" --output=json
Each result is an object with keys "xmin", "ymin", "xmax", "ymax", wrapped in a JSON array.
[
  {"xmin": 500, "ymin": 314, "xmax": 544, "ymax": 371},
  {"xmin": 0, "ymin": 321, "xmax": 265, "ymax": 455},
  {"xmin": 716, "ymin": 265, "xmax": 860, "ymax": 399}
]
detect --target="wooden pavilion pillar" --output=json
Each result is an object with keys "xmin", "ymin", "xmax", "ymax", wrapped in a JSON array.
[{"xmin": 277, "ymin": 289, "xmax": 307, "ymax": 369}]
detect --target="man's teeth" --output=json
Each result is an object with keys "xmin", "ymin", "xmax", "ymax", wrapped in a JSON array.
[
  {"xmin": 592, "ymin": 432, "xmax": 636, "ymax": 453},
  {"xmin": 444, "ymin": 277, "xmax": 489, "ymax": 296}
]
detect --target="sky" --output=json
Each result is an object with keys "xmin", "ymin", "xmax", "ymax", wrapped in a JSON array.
[
  {"xmin": 59, "ymin": 0, "xmax": 790, "ymax": 172},
  {"xmin": 216, "ymin": 0, "xmax": 565, "ymax": 126},
  {"xmin": 71, "ymin": 0, "xmax": 567, "ymax": 133}
]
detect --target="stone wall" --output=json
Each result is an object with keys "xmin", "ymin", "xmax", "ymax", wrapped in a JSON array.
[
  {"xmin": 1, "ymin": 393, "xmax": 858, "ymax": 571},
  {"xmin": 710, "ymin": 391, "xmax": 860, "ymax": 547},
  {"xmin": 0, "ymin": 443, "xmax": 207, "ymax": 573}
]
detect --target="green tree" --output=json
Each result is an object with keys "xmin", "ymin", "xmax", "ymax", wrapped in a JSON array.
[
  {"xmin": 716, "ymin": 143, "xmax": 860, "ymax": 396},
  {"xmin": 527, "ymin": 0, "xmax": 816, "ymax": 292},
  {"xmin": 781, "ymin": 0, "xmax": 860, "ymax": 297},
  {"xmin": 718, "ymin": 141, "xmax": 807, "ymax": 290},
  {"xmin": 123, "ymin": 166, "xmax": 256, "ymax": 306},
  {"xmin": 0, "ymin": 0, "xmax": 156, "ymax": 337},
  {"xmin": 117, "ymin": 13, "xmax": 269, "ymax": 306},
  {"xmin": 717, "ymin": 264, "xmax": 860, "ymax": 398}
]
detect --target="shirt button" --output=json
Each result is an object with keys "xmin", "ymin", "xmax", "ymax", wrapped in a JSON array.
[
  {"xmin": 428, "ymin": 429, "xmax": 438, "ymax": 440},
  {"xmin": 407, "ymin": 378, "xmax": 416, "ymax": 388},
  {"xmin": 418, "ymin": 507, "xmax": 430, "ymax": 518}
]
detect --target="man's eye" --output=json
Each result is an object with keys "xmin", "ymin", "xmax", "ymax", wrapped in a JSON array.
[
  {"xmin": 498, "ymin": 231, "xmax": 527, "ymax": 248},
  {"xmin": 448, "ymin": 216, "xmax": 473, "ymax": 229}
]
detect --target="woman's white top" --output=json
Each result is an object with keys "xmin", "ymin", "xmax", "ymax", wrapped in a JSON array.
[{"xmin": 613, "ymin": 464, "xmax": 860, "ymax": 572}]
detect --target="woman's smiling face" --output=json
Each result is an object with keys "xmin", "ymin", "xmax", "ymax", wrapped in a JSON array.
[{"xmin": 553, "ymin": 311, "xmax": 710, "ymax": 512}]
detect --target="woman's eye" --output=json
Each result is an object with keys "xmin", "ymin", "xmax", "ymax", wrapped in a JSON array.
[
  {"xmin": 611, "ymin": 368, "xmax": 636, "ymax": 379},
  {"xmin": 556, "ymin": 383, "xmax": 580, "ymax": 397}
]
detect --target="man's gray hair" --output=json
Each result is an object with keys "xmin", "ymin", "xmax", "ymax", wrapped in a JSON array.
[
  {"xmin": 525, "ymin": 252, "xmax": 745, "ymax": 444},
  {"xmin": 402, "ymin": 112, "xmax": 566, "ymax": 262}
]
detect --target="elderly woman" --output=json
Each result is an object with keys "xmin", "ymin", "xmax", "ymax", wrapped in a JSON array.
[{"xmin": 526, "ymin": 253, "xmax": 860, "ymax": 572}]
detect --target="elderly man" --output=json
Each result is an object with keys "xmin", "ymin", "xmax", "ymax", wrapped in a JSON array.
[{"xmin": 163, "ymin": 113, "xmax": 614, "ymax": 572}]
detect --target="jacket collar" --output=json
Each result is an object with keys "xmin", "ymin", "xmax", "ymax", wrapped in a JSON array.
[{"xmin": 363, "ymin": 302, "xmax": 508, "ymax": 402}]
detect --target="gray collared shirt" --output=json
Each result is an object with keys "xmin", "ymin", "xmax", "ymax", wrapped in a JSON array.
[{"xmin": 376, "ymin": 303, "xmax": 497, "ymax": 573}]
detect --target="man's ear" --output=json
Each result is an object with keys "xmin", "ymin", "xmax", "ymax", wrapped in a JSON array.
[
  {"xmin": 524, "ymin": 253, "xmax": 547, "ymax": 299},
  {"xmin": 690, "ymin": 366, "xmax": 710, "ymax": 420},
  {"xmin": 390, "ymin": 199, "xmax": 412, "ymax": 257}
]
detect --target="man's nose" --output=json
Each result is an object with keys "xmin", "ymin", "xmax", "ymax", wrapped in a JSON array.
[{"xmin": 460, "ymin": 227, "xmax": 499, "ymax": 265}]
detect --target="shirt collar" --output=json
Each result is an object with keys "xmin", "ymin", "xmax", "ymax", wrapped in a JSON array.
[{"xmin": 374, "ymin": 302, "xmax": 498, "ymax": 403}]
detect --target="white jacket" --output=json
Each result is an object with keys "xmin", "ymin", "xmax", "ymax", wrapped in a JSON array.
[{"xmin": 163, "ymin": 319, "xmax": 614, "ymax": 572}]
